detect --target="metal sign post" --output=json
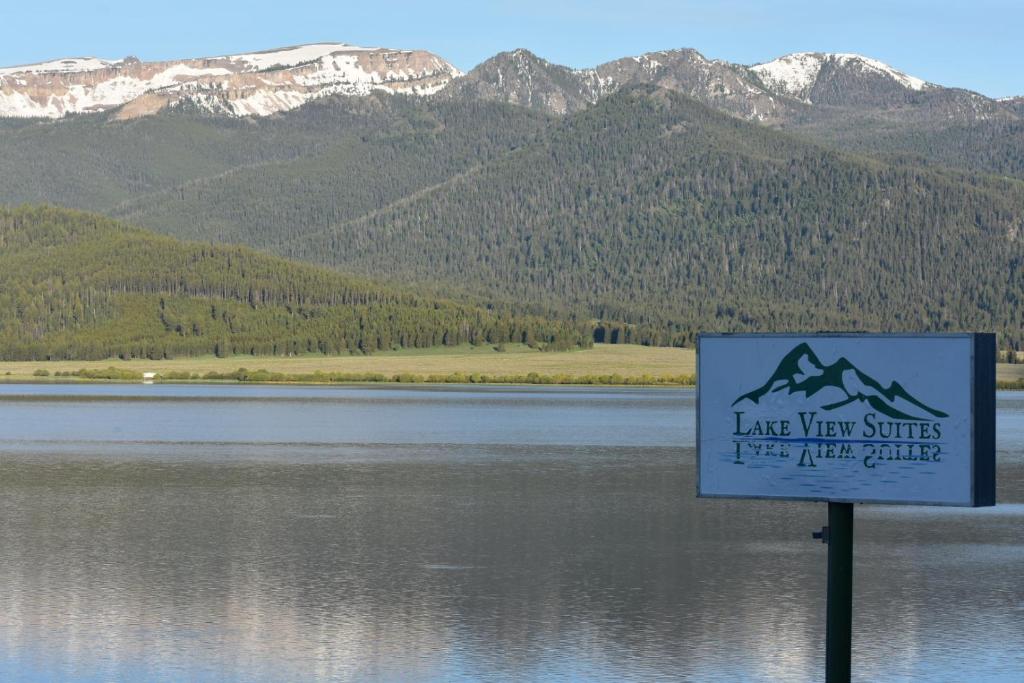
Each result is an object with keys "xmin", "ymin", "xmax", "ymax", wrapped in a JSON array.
[{"xmin": 823, "ymin": 502, "xmax": 853, "ymax": 683}]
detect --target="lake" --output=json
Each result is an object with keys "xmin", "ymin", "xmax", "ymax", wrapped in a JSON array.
[{"xmin": 0, "ymin": 384, "xmax": 1021, "ymax": 682}]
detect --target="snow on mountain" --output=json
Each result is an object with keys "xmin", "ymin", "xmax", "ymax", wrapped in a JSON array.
[
  {"xmin": 0, "ymin": 57, "xmax": 123, "ymax": 76},
  {"xmin": 226, "ymin": 43, "xmax": 377, "ymax": 71},
  {"xmin": 0, "ymin": 43, "xmax": 461, "ymax": 119},
  {"xmin": 0, "ymin": 43, "xmax": 998, "ymax": 122},
  {"xmin": 749, "ymin": 53, "xmax": 822, "ymax": 100},
  {"xmin": 750, "ymin": 52, "xmax": 931, "ymax": 102}
]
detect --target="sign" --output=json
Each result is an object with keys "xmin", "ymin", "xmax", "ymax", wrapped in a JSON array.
[{"xmin": 697, "ymin": 333, "xmax": 995, "ymax": 506}]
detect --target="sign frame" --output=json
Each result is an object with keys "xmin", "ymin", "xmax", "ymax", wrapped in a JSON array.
[{"xmin": 696, "ymin": 332, "xmax": 995, "ymax": 507}]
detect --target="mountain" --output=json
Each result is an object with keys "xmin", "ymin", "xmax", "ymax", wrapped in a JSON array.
[
  {"xmin": 732, "ymin": 342, "xmax": 948, "ymax": 421},
  {"xmin": 441, "ymin": 48, "xmax": 1024, "ymax": 179},
  {"xmin": 595, "ymin": 49, "xmax": 790, "ymax": 121},
  {"xmin": 753, "ymin": 52, "xmax": 1011, "ymax": 125},
  {"xmin": 3, "ymin": 87, "xmax": 1023, "ymax": 349},
  {"xmin": 755, "ymin": 54, "xmax": 1023, "ymax": 179},
  {"xmin": 442, "ymin": 49, "xmax": 603, "ymax": 115},
  {"xmin": 0, "ymin": 94, "xmax": 552, "ymax": 241},
  {"xmin": 442, "ymin": 47, "xmax": 1018, "ymax": 125},
  {"xmin": 448, "ymin": 48, "xmax": 791, "ymax": 121},
  {"xmin": 5, "ymin": 42, "xmax": 1015, "ymax": 129},
  {"xmin": 0, "ymin": 205, "xmax": 590, "ymax": 360},
  {"xmin": 270, "ymin": 87, "xmax": 1024, "ymax": 348},
  {"xmin": 3, "ymin": 40, "xmax": 1021, "ymax": 178},
  {"xmin": 2, "ymin": 44, "xmax": 1024, "ymax": 354},
  {"xmin": 0, "ymin": 42, "xmax": 796, "ymax": 122},
  {"xmin": 749, "ymin": 52, "xmax": 932, "ymax": 106},
  {"xmin": 0, "ymin": 43, "xmax": 460, "ymax": 119}
]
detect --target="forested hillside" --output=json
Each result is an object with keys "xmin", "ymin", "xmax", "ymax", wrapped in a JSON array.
[
  {"xmin": 0, "ymin": 206, "xmax": 591, "ymax": 360},
  {"xmin": 114, "ymin": 97, "xmax": 552, "ymax": 247},
  {"xmin": 3, "ymin": 86, "xmax": 1024, "ymax": 352},
  {"xmin": 788, "ymin": 113, "xmax": 1024, "ymax": 181},
  {"xmin": 282, "ymin": 87, "xmax": 1024, "ymax": 348},
  {"xmin": 0, "ymin": 95, "xmax": 551, "ymax": 243}
]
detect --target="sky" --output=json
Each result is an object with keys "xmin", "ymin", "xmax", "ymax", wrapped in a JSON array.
[{"xmin": 2, "ymin": 0, "xmax": 1020, "ymax": 98}]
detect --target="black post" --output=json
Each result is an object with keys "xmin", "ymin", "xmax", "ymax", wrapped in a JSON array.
[{"xmin": 825, "ymin": 501, "xmax": 854, "ymax": 683}]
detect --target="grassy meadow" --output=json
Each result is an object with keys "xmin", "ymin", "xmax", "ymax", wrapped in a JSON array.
[
  {"xmin": 998, "ymin": 362, "xmax": 1024, "ymax": 388},
  {"xmin": 0, "ymin": 343, "xmax": 697, "ymax": 385}
]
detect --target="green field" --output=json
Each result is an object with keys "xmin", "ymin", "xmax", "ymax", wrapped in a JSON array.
[
  {"xmin": 4, "ymin": 343, "xmax": 1022, "ymax": 388},
  {"xmin": 0, "ymin": 344, "xmax": 697, "ymax": 385},
  {"xmin": 998, "ymin": 362, "xmax": 1024, "ymax": 388}
]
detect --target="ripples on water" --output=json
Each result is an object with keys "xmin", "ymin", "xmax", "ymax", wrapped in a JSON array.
[{"xmin": 0, "ymin": 385, "xmax": 1021, "ymax": 682}]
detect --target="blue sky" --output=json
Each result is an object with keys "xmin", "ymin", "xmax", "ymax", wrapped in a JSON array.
[{"xmin": 3, "ymin": 0, "xmax": 1020, "ymax": 97}]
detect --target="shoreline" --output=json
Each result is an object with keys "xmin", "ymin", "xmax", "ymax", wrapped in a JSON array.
[
  {"xmin": 0, "ymin": 379, "xmax": 694, "ymax": 390},
  {"xmin": 3, "ymin": 380, "xmax": 1022, "ymax": 390},
  {"xmin": 0, "ymin": 372, "xmax": 697, "ymax": 388},
  {"xmin": 4, "ymin": 374, "xmax": 1023, "ymax": 391}
]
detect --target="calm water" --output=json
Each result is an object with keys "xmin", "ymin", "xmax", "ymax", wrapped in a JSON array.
[{"xmin": 0, "ymin": 384, "xmax": 1021, "ymax": 682}]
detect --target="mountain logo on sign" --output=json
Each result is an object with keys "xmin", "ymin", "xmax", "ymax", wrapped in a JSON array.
[{"xmin": 731, "ymin": 342, "xmax": 948, "ymax": 421}]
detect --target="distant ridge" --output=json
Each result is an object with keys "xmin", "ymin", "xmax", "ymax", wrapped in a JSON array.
[{"xmin": 1, "ymin": 41, "xmax": 1016, "ymax": 125}]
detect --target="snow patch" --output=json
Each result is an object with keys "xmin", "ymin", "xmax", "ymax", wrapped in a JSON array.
[
  {"xmin": 750, "ymin": 53, "xmax": 823, "ymax": 100},
  {"xmin": 751, "ymin": 52, "xmax": 930, "ymax": 101},
  {"xmin": 0, "ymin": 57, "xmax": 121, "ymax": 76},
  {"xmin": 225, "ymin": 43, "xmax": 377, "ymax": 72},
  {"xmin": 149, "ymin": 64, "xmax": 234, "ymax": 88}
]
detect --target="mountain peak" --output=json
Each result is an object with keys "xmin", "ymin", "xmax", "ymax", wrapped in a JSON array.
[
  {"xmin": 506, "ymin": 48, "xmax": 543, "ymax": 60},
  {"xmin": 750, "ymin": 52, "xmax": 931, "ymax": 104},
  {"xmin": 480, "ymin": 48, "xmax": 565, "ymax": 74},
  {"xmin": 447, "ymin": 48, "xmax": 600, "ymax": 115}
]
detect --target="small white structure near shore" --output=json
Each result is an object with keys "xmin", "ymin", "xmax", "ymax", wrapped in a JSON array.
[{"xmin": 142, "ymin": 372, "xmax": 156, "ymax": 385}]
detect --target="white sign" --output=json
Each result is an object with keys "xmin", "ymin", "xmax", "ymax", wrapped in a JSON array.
[{"xmin": 697, "ymin": 334, "xmax": 995, "ymax": 506}]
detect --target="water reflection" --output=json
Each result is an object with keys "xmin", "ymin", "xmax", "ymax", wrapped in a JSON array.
[{"xmin": 0, "ymin": 386, "xmax": 1020, "ymax": 682}]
